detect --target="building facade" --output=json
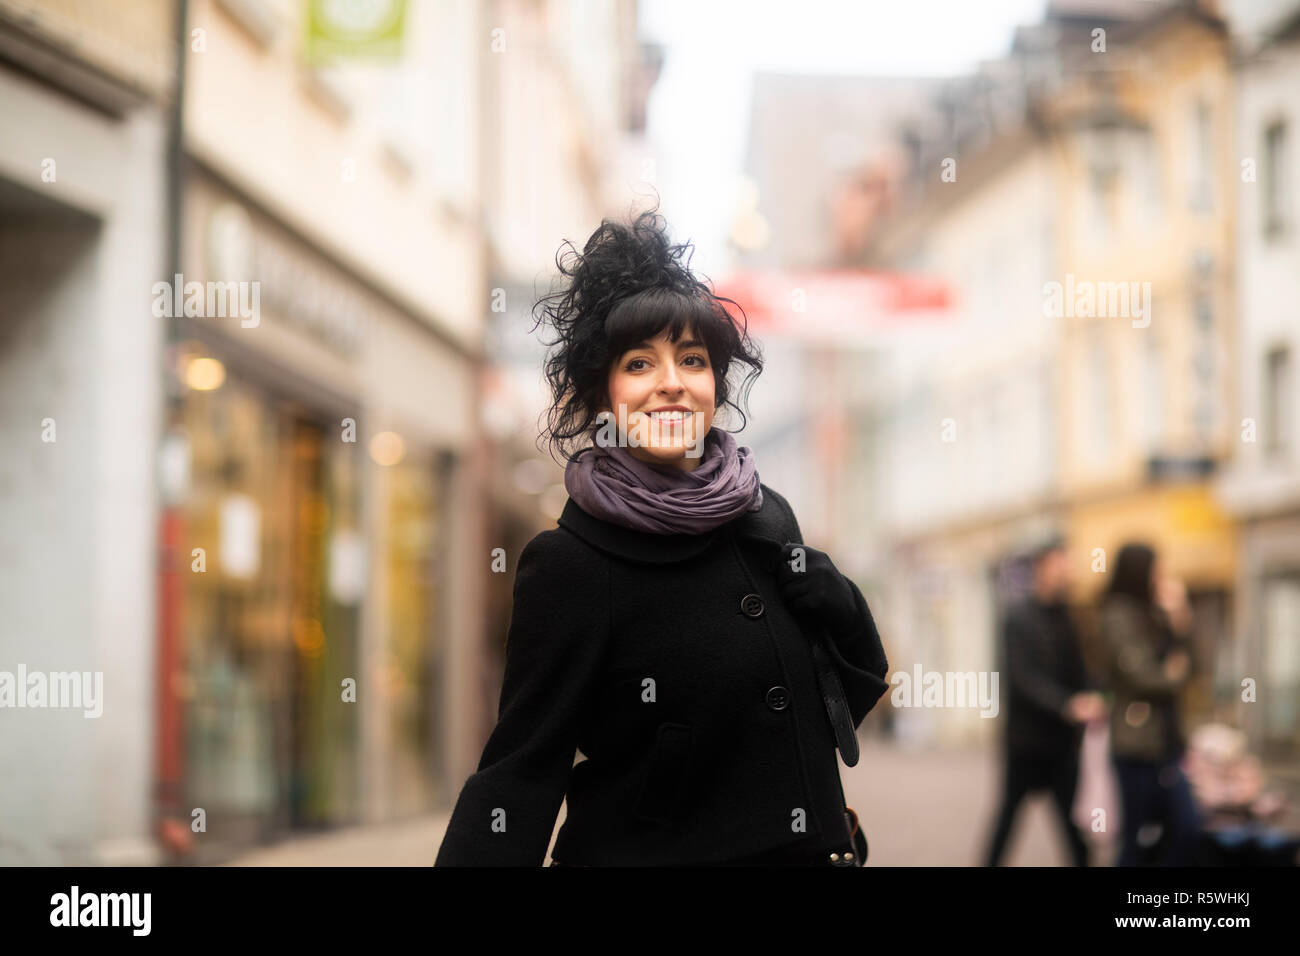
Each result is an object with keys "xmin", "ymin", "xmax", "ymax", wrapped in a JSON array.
[
  {"xmin": 0, "ymin": 0, "xmax": 177, "ymax": 864},
  {"xmin": 169, "ymin": 0, "xmax": 489, "ymax": 861},
  {"xmin": 1045, "ymin": 2, "xmax": 1239, "ymax": 731},
  {"xmin": 1216, "ymin": 0, "xmax": 1300, "ymax": 776},
  {"xmin": 872, "ymin": 123, "xmax": 1062, "ymax": 748},
  {"xmin": 869, "ymin": 0, "xmax": 1241, "ymax": 747}
]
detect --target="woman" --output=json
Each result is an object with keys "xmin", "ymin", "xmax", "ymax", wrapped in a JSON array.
[
  {"xmin": 1098, "ymin": 542, "xmax": 1203, "ymax": 866},
  {"xmin": 434, "ymin": 208, "xmax": 890, "ymax": 866}
]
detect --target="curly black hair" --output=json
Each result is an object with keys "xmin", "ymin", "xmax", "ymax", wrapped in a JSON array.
[{"xmin": 530, "ymin": 204, "xmax": 764, "ymax": 465}]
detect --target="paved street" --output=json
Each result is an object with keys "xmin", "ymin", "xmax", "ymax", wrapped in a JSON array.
[
  {"xmin": 226, "ymin": 739, "xmax": 1114, "ymax": 866},
  {"xmin": 842, "ymin": 739, "xmax": 1114, "ymax": 866}
]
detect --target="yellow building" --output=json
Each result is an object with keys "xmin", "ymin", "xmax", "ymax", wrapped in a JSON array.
[
  {"xmin": 869, "ymin": 0, "xmax": 1241, "ymax": 746},
  {"xmin": 1044, "ymin": 4, "xmax": 1239, "ymax": 709}
]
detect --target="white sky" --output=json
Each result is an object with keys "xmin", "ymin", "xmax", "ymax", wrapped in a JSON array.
[{"xmin": 636, "ymin": 0, "xmax": 1050, "ymax": 275}]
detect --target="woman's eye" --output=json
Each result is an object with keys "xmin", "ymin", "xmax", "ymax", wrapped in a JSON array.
[{"xmin": 625, "ymin": 355, "xmax": 705, "ymax": 371}]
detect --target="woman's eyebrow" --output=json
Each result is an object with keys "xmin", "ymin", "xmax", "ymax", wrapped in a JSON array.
[{"xmin": 629, "ymin": 338, "xmax": 705, "ymax": 350}]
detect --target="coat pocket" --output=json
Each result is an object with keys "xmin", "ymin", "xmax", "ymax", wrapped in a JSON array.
[{"xmin": 633, "ymin": 722, "xmax": 694, "ymax": 825}]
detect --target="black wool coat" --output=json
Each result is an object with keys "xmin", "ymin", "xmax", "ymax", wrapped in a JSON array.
[
  {"xmin": 1000, "ymin": 597, "xmax": 1093, "ymax": 757},
  {"xmin": 434, "ymin": 483, "xmax": 891, "ymax": 866}
]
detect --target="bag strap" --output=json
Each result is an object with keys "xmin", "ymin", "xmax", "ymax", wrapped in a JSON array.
[{"xmin": 811, "ymin": 634, "xmax": 860, "ymax": 767}]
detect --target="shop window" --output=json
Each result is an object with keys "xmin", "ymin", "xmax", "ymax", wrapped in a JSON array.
[{"xmin": 180, "ymin": 377, "xmax": 363, "ymax": 854}]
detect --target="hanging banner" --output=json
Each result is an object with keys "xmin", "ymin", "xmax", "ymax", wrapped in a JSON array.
[{"xmin": 304, "ymin": 0, "xmax": 407, "ymax": 62}]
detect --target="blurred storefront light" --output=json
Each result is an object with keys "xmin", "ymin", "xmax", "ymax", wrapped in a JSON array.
[
  {"xmin": 184, "ymin": 355, "xmax": 226, "ymax": 391},
  {"xmin": 327, "ymin": 527, "xmax": 367, "ymax": 606},
  {"xmin": 292, "ymin": 617, "xmax": 326, "ymax": 658},
  {"xmin": 369, "ymin": 430, "xmax": 406, "ymax": 466},
  {"xmin": 217, "ymin": 491, "xmax": 261, "ymax": 579}
]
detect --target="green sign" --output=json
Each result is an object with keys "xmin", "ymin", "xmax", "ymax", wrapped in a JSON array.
[{"xmin": 305, "ymin": 0, "xmax": 407, "ymax": 62}]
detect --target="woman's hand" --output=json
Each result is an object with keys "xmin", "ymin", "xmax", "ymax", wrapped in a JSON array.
[
  {"xmin": 1162, "ymin": 649, "xmax": 1190, "ymax": 682},
  {"xmin": 1064, "ymin": 691, "xmax": 1107, "ymax": 724},
  {"xmin": 774, "ymin": 542, "xmax": 859, "ymax": 637}
]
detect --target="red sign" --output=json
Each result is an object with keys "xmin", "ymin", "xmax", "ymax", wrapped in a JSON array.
[{"xmin": 712, "ymin": 269, "xmax": 953, "ymax": 344}]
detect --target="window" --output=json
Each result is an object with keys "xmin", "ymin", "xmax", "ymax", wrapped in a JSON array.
[
  {"xmin": 1263, "ymin": 120, "xmax": 1289, "ymax": 239},
  {"xmin": 1188, "ymin": 98, "xmax": 1214, "ymax": 213},
  {"xmin": 1135, "ymin": 127, "xmax": 1163, "ymax": 227},
  {"xmin": 1086, "ymin": 325, "xmax": 1113, "ymax": 464},
  {"xmin": 1087, "ymin": 167, "xmax": 1118, "ymax": 246},
  {"xmin": 1192, "ymin": 293, "xmax": 1216, "ymax": 441},
  {"xmin": 1264, "ymin": 345, "xmax": 1292, "ymax": 458},
  {"xmin": 1141, "ymin": 332, "xmax": 1164, "ymax": 452}
]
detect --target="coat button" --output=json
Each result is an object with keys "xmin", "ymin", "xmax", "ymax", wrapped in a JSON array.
[
  {"xmin": 765, "ymin": 685, "xmax": 789, "ymax": 711},
  {"xmin": 740, "ymin": 593, "xmax": 764, "ymax": 618}
]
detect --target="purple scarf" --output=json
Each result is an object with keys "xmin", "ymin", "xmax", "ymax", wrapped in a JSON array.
[{"xmin": 564, "ymin": 427, "xmax": 763, "ymax": 535}]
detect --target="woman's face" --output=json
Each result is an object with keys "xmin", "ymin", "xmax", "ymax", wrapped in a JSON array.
[{"xmin": 598, "ymin": 327, "xmax": 716, "ymax": 471}]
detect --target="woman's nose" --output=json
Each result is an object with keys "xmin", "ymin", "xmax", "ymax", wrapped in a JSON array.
[{"xmin": 657, "ymin": 364, "xmax": 683, "ymax": 392}]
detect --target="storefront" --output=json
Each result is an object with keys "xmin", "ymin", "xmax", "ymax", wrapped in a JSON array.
[
  {"xmin": 170, "ymin": 364, "xmax": 365, "ymax": 846},
  {"xmin": 160, "ymin": 168, "xmax": 480, "ymax": 860}
]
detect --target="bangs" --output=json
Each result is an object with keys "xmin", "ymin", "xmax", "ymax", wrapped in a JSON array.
[{"xmin": 603, "ymin": 287, "xmax": 728, "ymax": 361}]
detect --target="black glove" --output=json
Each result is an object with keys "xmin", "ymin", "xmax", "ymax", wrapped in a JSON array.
[{"xmin": 774, "ymin": 541, "xmax": 859, "ymax": 637}]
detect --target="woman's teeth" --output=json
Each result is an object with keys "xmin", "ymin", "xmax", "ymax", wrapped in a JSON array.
[{"xmin": 648, "ymin": 410, "xmax": 688, "ymax": 421}]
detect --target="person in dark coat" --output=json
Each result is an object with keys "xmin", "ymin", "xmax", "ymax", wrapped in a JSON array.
[
  {"xmin": 983, "ymin": 537, "xmax": 1105, "ymax": 866},
  {"xmin": 434, "ymin": 208, "xmax": 890, "ymax": 866},
  {"xmin": 1098, "ymin": 542, "xmax": 1203, "ymax": 866}
]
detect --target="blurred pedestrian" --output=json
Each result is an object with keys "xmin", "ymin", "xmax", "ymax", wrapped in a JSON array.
[
  {"xmin": 983, "ymin": 537, "xmax": 1104, "ymax": 866},
  {"xmin": 1098, "ymin": 542, "xmax": 1203, "ymax": 866},
  {"xmin": 434, "ymin": 206, "xmax": 891, "ymax": 867}
]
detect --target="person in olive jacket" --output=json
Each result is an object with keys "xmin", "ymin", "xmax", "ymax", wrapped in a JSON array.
[
  {"xmin": 434, "ymin": 208, "xmax": 891, "ymax": 866},
  {"xmin": 1098, "ymin": 542, "xmax": 1203, "ymax": 866}
]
